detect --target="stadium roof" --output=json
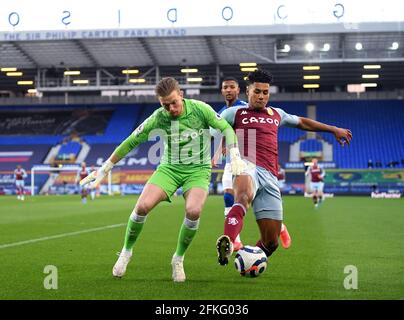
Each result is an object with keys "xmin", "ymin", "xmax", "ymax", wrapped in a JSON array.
[{"xmin": 0, "ymin": 32, "xmax": 403, "ymax": 96}]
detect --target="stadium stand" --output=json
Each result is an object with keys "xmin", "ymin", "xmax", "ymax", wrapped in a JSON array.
[
  {"xmin": 317, "ymin": 100, "xmax": 404, "ymax": 168},
  {"xmin": 1, "ymin": 99, "xmax": 404, "ymax": 195},
  {"xmin": 300, "ymin": 139, "xmax": 323, "ymax": 152},
  {"xmin": 274, "ymin": 102, "xmax": 308, "ymax": 143},
  {"xmin": 3, "ymin": 99, "xmax": 404, "ymax": 171},
  {"xmin": 83, "ymin": 104, "xmax": 143, "ymax": 144},
  {"xmin": 54, "ymin": 141, "xmax": 82, "ymax": 163}
]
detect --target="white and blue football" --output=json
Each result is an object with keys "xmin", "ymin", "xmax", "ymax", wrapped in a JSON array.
[{"xmin": 234, "ymin": 245, "xmax": 268, "ymax": 277}]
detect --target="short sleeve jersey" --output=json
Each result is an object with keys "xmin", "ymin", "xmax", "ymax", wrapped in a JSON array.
[
  {"xmin": 221, "ymin": 105, "xmax": 299, "ymax": 176},
  {"xmin": 307, "ymin": 165, "xmax": 325, "ymax": 182},
  {"xmin": 14, "ymin": 168, "xmax": 27, "ymax": 180}
]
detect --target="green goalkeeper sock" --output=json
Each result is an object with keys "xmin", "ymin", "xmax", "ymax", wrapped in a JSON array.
[
  {"xmin": 123, "ymin": 212, "xmax": 146, "ymax": 251},
  {"xmin": 174, "ymin": 217, "xmax": 200, "ymax": 257}
]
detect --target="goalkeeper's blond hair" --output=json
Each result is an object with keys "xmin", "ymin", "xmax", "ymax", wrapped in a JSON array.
[{"xmin": 155, "ymin": 77, "xmax": 180, "ymax": 97}]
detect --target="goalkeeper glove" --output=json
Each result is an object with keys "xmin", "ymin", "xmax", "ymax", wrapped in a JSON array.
[
  {"xmin": 229, "ymin": 147, "xmax": 246, "ymax": 175},
  {"xmin": 80, "ymin": 160, "xmax": 114, "ymax": 188}
]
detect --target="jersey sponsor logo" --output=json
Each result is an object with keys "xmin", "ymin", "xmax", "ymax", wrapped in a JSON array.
[
  {"xmin": 227, "ymin": 217, "xmax": 239, "ymax": 225},
  {"xmin": 241, "ymin": 116, "xmax": 279, "ymax": 126},
  {"xmin": 170, "ymin": 128, "xmax": 207, "ymax": 143}
]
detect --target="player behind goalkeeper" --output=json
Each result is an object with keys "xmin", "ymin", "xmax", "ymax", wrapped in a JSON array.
[
  {"xmin": 75, "ymin": 162, "xmax": 90, "ymax": 204},
  {"xmin": 211, "ymin": 77, "xmax": 247, "ymax": 251},
  {"xmin": 216, "ymin": 69, "xmax": 352, "ymax": 265},
  {"xmin": 80, "ymin": 77, "xmax": 245, "ymax": 282},
  {"xmin": 14, "ymin": 165, "xmax": 27, "ymax": 201},
  {"xmin": 305, "ymin": 158, "xmax": 326, "ymax": 208}
]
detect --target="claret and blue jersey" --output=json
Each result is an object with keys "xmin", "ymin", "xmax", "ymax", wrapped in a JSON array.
[{"xmin": 220, "ymin": 104, "xmax": 300, "ymax": 176}]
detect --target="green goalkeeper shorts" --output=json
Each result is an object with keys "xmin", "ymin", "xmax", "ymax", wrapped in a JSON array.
[{"xmin": 147, "ymin": 164, "xmax": 211, "ymax": 202}]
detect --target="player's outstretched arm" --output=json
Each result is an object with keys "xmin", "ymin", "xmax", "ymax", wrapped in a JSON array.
[
  {"xmin": 81, "ymin": 111, "xmax": 158, "ymax": 188},
  {"xmin": 79, "ymin": 155, "xmax": 117, "ymax": 188},
  {"xmin": 297, "ymin": 117, "xmax": 352, "ymax": 147}
]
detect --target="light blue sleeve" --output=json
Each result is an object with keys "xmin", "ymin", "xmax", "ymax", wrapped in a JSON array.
[
  {"xmin": 273, "ymin": 107, "xmax": 300, "ymax": 128},
  {"xmin": 209, "ymin": 106, "xmax": 240, "ymax": 136},
  {"xmin": 220, "ymin": 107, "xmax": 238, "ymax": 127}
]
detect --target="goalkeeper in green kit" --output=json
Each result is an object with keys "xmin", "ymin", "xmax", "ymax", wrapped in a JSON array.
[{"xmin": 80, "ymin": 77, "xmax": 245, "ymax": 282}]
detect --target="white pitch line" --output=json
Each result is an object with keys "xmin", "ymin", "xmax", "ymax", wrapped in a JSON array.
[{"xmin": 0, "ymin": 223, "xmax": 126, "ymax": 250}]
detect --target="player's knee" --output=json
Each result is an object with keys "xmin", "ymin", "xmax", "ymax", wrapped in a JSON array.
[
  {"xmin": 235, "ymin": 192, "xmax": 251, "ymax": 208},
  {"xmin": 135, "ymin": 202, "xmax": 151, "ymax": 215},
  {"xmin": 185, "ymin": 205, "xmax": 202, "ymax": 220}
]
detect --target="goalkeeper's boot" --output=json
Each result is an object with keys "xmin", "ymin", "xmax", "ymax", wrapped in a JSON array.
[
  {"xmin": 280, "ymin": 223, "xmax": 291, "ymax": 249},
  {"xmin": 171, "ymin": 254, "xmax": 186, "ymax": 282},
  {"xmin": 216, "ymin": 235, "xmax": 233, "ymax": 266},
  {"xmin": 112, "ymin": 250, "xmax": 132, "ymax": 278}
]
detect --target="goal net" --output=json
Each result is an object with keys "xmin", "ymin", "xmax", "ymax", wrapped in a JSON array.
[{"xmin": 30, "ymin": 165, "xmax": 112, "ymax": 196}]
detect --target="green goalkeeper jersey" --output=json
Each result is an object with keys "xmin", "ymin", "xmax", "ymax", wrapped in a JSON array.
[{"xmin": 114, "ymin": 98, "xmax": 237, "ymax": 166}]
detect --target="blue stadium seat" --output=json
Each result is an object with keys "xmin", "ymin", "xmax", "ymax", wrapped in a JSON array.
[
  {"xmin": 55, "ymin": 141, "xmax": 82, "ymax": 161},
  {"xmin": 300, "ymin": 139, "xmax": 323, "ymax": 152},
  {"xmin": 2, "ymin": 100, "xmax": 403, "ymax": 170},
  {"xmin": 317, "ymin": 100, "xmax": 404, "ymax": 168}
]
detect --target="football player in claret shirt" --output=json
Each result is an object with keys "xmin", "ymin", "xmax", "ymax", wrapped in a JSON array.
[
  {"xmin": 76, "ymin": 162, "xmax": 90, "ymax": 204},
  {"xmin": 14, "ymin": 165, "xmax": 27, "ymax": 201},
  {"xmin": 305, "ymin": 158, "xmax": 326, "ymax": 208},
  {"xmin": 216, "ymin": 69, "xmax": 352, "ymax": 266},
  {"xmin": 212, "ymin": 77, "xmax": 248, "ymax": 252}
]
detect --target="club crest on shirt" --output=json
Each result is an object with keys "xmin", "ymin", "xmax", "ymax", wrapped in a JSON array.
[
  {"xmin": 267, "ymin": 107, "xmax": 274, "ymax": 116},
  {"xmin": 134, "ymin": 122, "xmax": 145, "ymax": 136}
]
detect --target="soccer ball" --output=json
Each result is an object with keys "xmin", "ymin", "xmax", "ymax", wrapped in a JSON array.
[{"xmin": 234, "ymin": 246, "xmax": 268, "ymax": 277}]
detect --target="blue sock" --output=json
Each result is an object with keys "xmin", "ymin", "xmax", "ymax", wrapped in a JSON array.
[{"xmin": 223, "ymin": 192, "xmax": 234, "ymax": 208}]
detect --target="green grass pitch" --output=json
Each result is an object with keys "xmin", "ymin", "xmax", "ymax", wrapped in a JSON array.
[{"xmin": 0, "ymin": 195, "xmax": 403, "ymax": 300}]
